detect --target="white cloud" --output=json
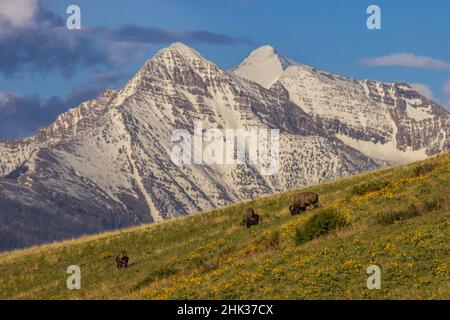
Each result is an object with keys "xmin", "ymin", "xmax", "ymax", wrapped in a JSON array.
[
  {"xmin": 410, "ymin": 83, "xmax": 435, "ymax": 101},
  {"xmin": 105, "ymin": 41, "xmax": 152, "ymax": 64},
  {"xmin": 443, "ymin": 80, "xmax": 450, "ymax": 111},
  {"xmin": 0, "ymin": 91, "xmax": 10, "ymax": 107},
  {"xmin": 443, "ymin": 80, "xmax": 450, "ymax": 97},
  {"xmin": 361, "ymin": 53, "xmax": 450, "ymax": 71},
  {"xmin": 0, "ymin": 0, "xmax": 38, "ymax": 28}
]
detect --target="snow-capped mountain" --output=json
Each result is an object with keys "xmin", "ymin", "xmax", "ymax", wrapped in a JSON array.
[
  {"xmin": 234, "ymin": 45, "xmax": 449, "ymax": 163},
  {"xmin": 1, "ymin": 43, "xmax": 448, "ymax": 251}
]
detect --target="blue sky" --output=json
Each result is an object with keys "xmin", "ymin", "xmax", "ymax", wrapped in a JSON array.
[{"xmin": 0, "ymin": 0, "xmax": 449, "ymax": 139}]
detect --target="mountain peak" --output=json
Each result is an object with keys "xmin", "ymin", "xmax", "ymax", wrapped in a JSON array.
[
  {"xmin": 168, "ymin": 42, "xmax": 200, "ymax": 56},
  {"xmin": 149, "ymin": 42, "xmax": 208, "ymax": 67},
  {"xmin": 242, "ymin": 45, "xmax": 292, "ymax": 68},
  {"xmin": 250, "ymin": 44, "xmax": 277, "ymax": 55},
  {"xmin": 233, "ymin": 45, "xmax": 294, "ymax": 88}
]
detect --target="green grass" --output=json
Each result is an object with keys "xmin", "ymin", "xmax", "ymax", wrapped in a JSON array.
[
  {"xmin": 0, "ymin": 153, "xmax": 449, "ymax": 300},
  {"xmin": 352, "ymin": 180, "xmax": 390, "ymax": 196}
]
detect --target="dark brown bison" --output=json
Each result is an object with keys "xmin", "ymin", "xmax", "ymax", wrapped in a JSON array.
[
  {"xmin": 242, "ymin": 207, "xmax": 260, "ymax": 228},
  {"xmin": 116, "ymin": 250, "xmax": 129, "ymax": 269},
  {"xmin": 289, "ymin": 192, "xmax": 319, "ymax": 215}
]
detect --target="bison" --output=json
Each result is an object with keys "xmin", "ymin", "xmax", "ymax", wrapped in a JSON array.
[
  {"xmin": 115, "ymin": 250, "xmax": 129, "ymax": 269},
  {"xmin": 289, "ymin": 192, "xmax": 319, "ymax": 215},
  {"xmin": 242, "ymin": 207, "xmax": 260, "ymax": 228}
]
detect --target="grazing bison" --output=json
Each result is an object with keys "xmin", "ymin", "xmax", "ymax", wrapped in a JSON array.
[
  {"xmin": 115, "ymin": 250, "xmax": 129, "ymax": 269},
  {"xmin": 242, "ymin": 207, "xmax": 260, "ymax": 228},
  {"xmin": 289, "ymin": 192, "xmax": 319, "ymax": 215}
]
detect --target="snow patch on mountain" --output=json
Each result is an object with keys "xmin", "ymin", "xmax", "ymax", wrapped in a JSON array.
[
  {"xmin": 336, "ymin": 134, "xmax": 428, "ymax": 164},
  {"xmin": 405, "ymin": 104, "xmax": 434, "ymax": 121}
]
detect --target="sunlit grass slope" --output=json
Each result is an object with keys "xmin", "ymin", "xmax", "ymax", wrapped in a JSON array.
[{"xmin": 1, "ymin": 153, "xmax": 449, "ymax": 299}]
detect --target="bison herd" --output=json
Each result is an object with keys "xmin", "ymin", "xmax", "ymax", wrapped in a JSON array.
[
  {"xmin": 116, "ymin": 192, "xmax": 320, "ymax": 268},
  {"xmin": 243, "ymin": 192, "xmax": 320, "ymax": 228}
]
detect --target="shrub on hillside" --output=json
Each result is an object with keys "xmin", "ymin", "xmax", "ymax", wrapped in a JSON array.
[
  {"xmin": 413, "ymin": 163, "xmax": 437, "ymax": 177},
  {"xmin": 264, "ymin": 229, "xmax": 280, "ymax": 249},
  {"xmin": 352, "ymin": 180, "xmax": 389, "ymax": 196},
  {"xmin": 375, "ymin": 206, "xmax": 420, "ymax": 225},
  {"xmin": 255, "ymin": 229, "xmax": 281, "ymax": 251},
  {"xmin": 375, "ymin": 200, "xmax": 441, "ymax": 225},
  {"xmin": 152, "ymin": 264, "xmax": 178, "ymax": 278},
  {"xmin": 294, "ymin": 208, "xmax": 347, "ymax": 244}
]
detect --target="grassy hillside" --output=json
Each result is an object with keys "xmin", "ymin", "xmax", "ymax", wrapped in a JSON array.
[{"xmin": 1, "ymin": 154, "xmax": 449, "ymax": 300}]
